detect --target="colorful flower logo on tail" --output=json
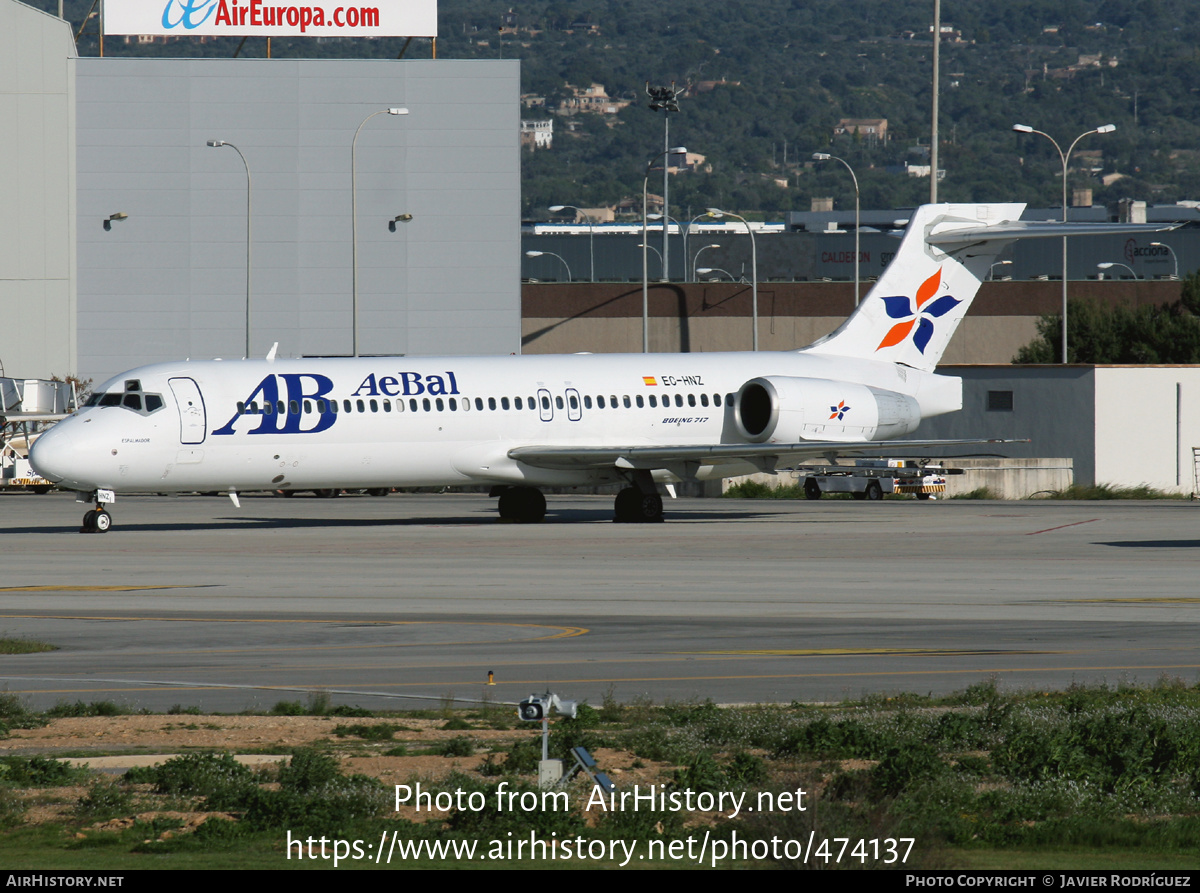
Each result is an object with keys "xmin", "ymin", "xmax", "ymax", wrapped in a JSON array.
[{"xmin": 875, "ymin": 268, "xmax": 961, "ymax": 354}]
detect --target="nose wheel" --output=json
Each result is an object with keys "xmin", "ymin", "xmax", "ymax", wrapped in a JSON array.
[{"xmin": 81, "ymin": 506, "xmax": 113, "ymax": 533}]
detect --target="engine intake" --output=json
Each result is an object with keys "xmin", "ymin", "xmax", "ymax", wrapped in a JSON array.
[{"xmin": 733, "ymin": 376, "xmax": 920, "ymax": 443}]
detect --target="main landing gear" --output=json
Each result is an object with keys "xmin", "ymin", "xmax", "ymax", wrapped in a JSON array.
[
  {"xmin": 495, "ymin": 486, "xmax": 547, "ymax": 523},
  {"xmin": 613, "ymin": 470, "xmax": 664, "ymax": 523},
  {"xmin": 81, "ymin": 503, "xmax": 112, "ymax": 533},
  {"xmin": 613, "ymin": 486, "xmax": 663, "ymax": 523}
]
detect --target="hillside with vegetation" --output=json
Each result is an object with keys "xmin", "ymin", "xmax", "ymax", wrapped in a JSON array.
[{"xmin": 33, "ymin": 0, "xmax": 1200, "ymax": 217}]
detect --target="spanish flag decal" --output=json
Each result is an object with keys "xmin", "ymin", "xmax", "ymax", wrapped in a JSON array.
[{"xmin": 642, "ymin": 376, "xmax": 658, "ymax": 386}]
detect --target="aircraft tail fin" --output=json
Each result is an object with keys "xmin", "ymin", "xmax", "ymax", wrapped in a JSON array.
[{"xmin": 802, "ymin": 203, "xmax": 1025, "ymax": 372}]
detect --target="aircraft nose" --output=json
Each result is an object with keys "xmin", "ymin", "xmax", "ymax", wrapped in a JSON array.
[{"xmin": 28, "ymin": 423, "xmax": 77, "ymax": 484}]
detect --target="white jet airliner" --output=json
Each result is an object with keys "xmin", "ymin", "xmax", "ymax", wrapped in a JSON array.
[{"xmin": 30, "ymin": 203, "xmax": 1176, "ymax": 532}]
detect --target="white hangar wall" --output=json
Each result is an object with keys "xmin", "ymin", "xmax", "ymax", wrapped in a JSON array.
[
  {"xmin": 76, "ymin": 57, "xmax": 520, "ymax": 383},
  {"xmin": 0, "ymin": 0, "xmax": 76, "ymax": 380},
  {"xmin": 1093, "ymin": 366, "xmax": 1200, "ymax": 493}
]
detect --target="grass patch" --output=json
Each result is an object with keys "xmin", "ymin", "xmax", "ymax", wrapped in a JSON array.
[
  {"xmin": 1046, "ymin": 483, "xmax": 1188, "ymax": 500},
  {"xmin": 952, "ymin": 487, "xmax": 1000, "ymax": 500},
  {"xmin": 0, "ymin": 638, "xmax": 57, "ymax": 655},
  {"xmin": 723, "ymin": 479, "xmax": 805, "ymax": 499},
  {"xmin": 1, "ymin": 684, "xmax": 1199, "ymax": 868}
]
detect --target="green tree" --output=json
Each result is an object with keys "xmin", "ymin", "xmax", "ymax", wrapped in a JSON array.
[{"xmin": 1014, "ymin": 278, "xmax": 1200, "ymax": 363}]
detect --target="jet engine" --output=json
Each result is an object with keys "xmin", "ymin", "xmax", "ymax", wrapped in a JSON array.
[{"xmin": 733, "ymin": 376, "xmax": 920, "ymax": 443}]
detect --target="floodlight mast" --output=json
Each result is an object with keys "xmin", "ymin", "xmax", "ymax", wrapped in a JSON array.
[{"xmin": 647, "ymin": 81, "xmax": 683, "ymax": 279}]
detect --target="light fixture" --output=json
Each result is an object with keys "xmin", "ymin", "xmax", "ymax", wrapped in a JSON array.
[
  {"xmin": 103, "ymin": 212, "xmax": 128, "ymax": 231},
  {"xmin": 388, "ymin": 213, "xmax": 414, "ymax": 232}
]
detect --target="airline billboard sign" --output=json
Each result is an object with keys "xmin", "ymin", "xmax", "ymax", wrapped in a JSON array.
[{"xmin": 103, "ymin": 0, "xmax": 436, "ymax": 37}]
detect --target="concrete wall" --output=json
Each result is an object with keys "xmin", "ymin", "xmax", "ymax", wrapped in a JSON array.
[
  {"xmin": 76, "ymin": 58, "xmax": 520, "ymax": 382},
  {"xmin": 0, "ymin": 0, "xmax": 76, "ymax": 379}
]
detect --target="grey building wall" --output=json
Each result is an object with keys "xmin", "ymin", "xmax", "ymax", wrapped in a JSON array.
[
  {"xmin": 914, "ymin": 366, "xmax": 1097, "ymax": 485},
  {"xmin": 0, "ymin": 0, "xmax": 76, "ymax": 379},
  {"xmin": 76, "ymin": 58, "xmax": 519, "ymax": 382}
]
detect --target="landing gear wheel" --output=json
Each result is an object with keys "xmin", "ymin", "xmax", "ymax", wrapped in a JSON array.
[
  {"xmin": 916, "ymin": 492, "xmax": 931, "ymax": 500},
  {"xmin": 613, "ymin": 487, "xmax": 663, "ymax": 522},
  {"xmin": 497, "ymin": 487, "xmax": 545, "ymax": 523},
  {"xmin": 94, "ymin": 510, "xmax": 112, "ymax": 532},
  {"xmin": 865, "ymin": 481, "xmax": 883, "ymax": 501},
  {"xmin": 804, "ymin": 478, "xmax": 822, "ymax": 500},
  {"xmin": 81, "ymin": 509, "xmax": 97, "ymax": 532}
]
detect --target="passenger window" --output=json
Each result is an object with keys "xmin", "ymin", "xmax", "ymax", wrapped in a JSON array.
[
  {"xmin": 316, "ymin": 399, "xmax": 326, "ymax": 413},
  {"xmin": 264, "ymin": 401, "xmax": 274, "ymax": 415},
  {"xmin": 584, "ymin": 395, "xmax": 592, "ymax": 409},
  {"xmin": 422, "ymin": 398, "xmax": 431, "ymax": 411},
  {"xmin": 409, "ymin": 399, "xmax": 418, "ymax": 412},
  {"xmin": 383, "ymin": 400, "xmax": 392, "ymax": 413},
  {"xmin": 501, "ymin": 397, "xmax": 510, "ymax": 410},
  {"xmin": 304, "ymin": 400, "xmax": 312, "ymax": 414},
  {"xmin": 688, "ymin": 394, "xmax": 696, "ymax": 407},
  {"xmin": 610, "ymin": 395, "xmax": 617, "ymax": 408},
  {"xmin": 237, "ymin": 401, "xmax": 246, "ymax": 414},
  {"xmin": 436, "ymin": 398, "xmax": 444, "ymax": 411},
  {"xmin": 475, "ymin": 397, "xmax": 484, "ymax": 411},
  {"xmin": 356, "ymin": 399, "xmax": 365, "ymax": 413},
  {"xmin": 329, "ymin": 400, "xmax": 338, "ymax": 413},
  {"xmin": 489, "ymin": 397, "xmax": 497, "ymax": 410},
  {"xmin": 636, "ymin": 395, "xmax": 644, "ymax": 408},
  {"xmin": 515, "ymin": 396, "xmax": 523, "ymax": 410},
  {"xmin": 675, "ymin": 394, "xmax": 683, "ymax": 407},
  {"xmin": 598, "ymin": 395, "xmax": 606, "ymax": 409},
  {"xmin": 541, "ymin": 396, "xmax": 550, "ymax": 410},
  {"xmin": 290, "ymin": 400, "xmax": 300, "ymax": 415},
  {"xmin": 343, "ymin": 399, "xmax": 352, "ymax": 413},
  {"xmin": 555, "ymin": 396, "xmax": 564, "ymax": 410},
  {"xmin": 714, "ymin": 393, "xmax": 722, "ymax": 406},
  {"xmin": 462, "ymin": 398, "xmax": 470, "ymax": 411},
  {"xmin": 623, "ymin": 395, "xmax": 631, "ymax": 408},
  {"xmin": 701, "ymin": 394, "xmax": 709, "ymax": 407},
  {"xmin": 569, "ymin": 395, "xmax": 578, "ymax": 410}
]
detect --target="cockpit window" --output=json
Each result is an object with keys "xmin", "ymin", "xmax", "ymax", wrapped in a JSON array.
[{"xmin": 86, "ymin": 383, "xmax": 164, "ymax": 416}]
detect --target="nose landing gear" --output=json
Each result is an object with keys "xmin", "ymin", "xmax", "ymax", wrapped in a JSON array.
[{"xmin": 80, "ymin": 492, "xmax": 114, "ymax": 533}]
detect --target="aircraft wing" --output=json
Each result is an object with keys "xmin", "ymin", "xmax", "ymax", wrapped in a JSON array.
[{"xmin": 508, "ymin": 439, "xmax": 1026, "ymax": 473}]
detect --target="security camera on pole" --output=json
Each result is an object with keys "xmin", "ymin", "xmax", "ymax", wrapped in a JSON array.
[{"xmin": 517, "ymin": 690, "xmax": 579, "ymax": 788}]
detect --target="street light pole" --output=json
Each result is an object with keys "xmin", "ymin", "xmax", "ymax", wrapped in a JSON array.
[
  {"xmin": 352, "ymin": 107, "xmax": 408, "ymax": 358},
  {"xmin": 525, "ymin": 250, "xmax": 572, "ymax": 282},
  {"xmin": 1097, "ymin": 262, "xmax": 1137, "ymax": 280},
  {"xmin": 812, "ymin": 152, "xmax": 861, "ymax": 305},
  {"xmin": 1012, "ymin": 123, "xmax": 1115, "ymax": 363},
  {"xmin": 1151, "ymin": 242, "xmax": 1179, "ymax": 279},
  {"xmin": 206, "ymin": 140, "xmax": 252, "ymax": 358},
  {"xmin": 642, "ymin": 146, "xmax": 687, "ymax": 352},
  {"xmin": 692, "ymin": 243, "xmax": 721, "ymax": 282},
  {"xmin": 707, "ymin": 207, "xmax": 757, "ymax": 350}
]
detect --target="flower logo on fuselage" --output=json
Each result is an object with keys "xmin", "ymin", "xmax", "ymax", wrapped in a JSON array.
[
  {"xmin": 829, "ymin": 400, "xmax": 851, "ymax": 421},
  {"xmin": 875, "ymin": 267, "xmax": 961, "ymax": 355}
]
